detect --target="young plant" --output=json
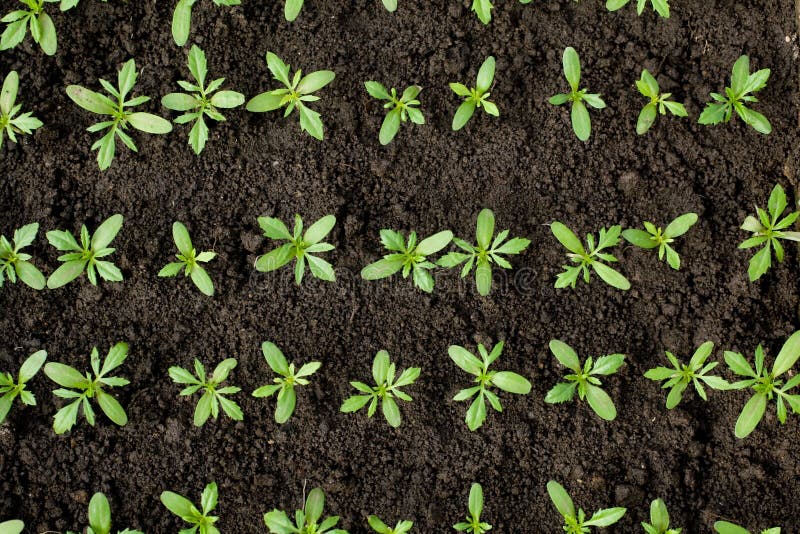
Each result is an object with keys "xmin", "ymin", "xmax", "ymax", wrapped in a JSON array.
[
  {"xmin": 437, "ymin": 208, "xmax": 530, "ymax": 295},
  {"xmin": 644, "ymin": 341, "xmax": 728, "ymax": 409},
  {"xmin": 360, "ymin": 229, "xmax": 453, "ymax": 293},
  {"xmin": 264, "ymin": 487, "xmax": 348, "ymax": 533},
  {"xmin": 43, "ymin": 342, "xmax": 131, "ymax": 434},
  {"xmin": 641, "ymin": 499, "xmax": 681, "ymax": 534},
  {"xmin": 161, "ymin": 482, "xmax": 220, "ymax": 534},
  {"xmin": 724, "ymin": 330, "xmax": 800, "ymax": 439},
  {"xmin": 622, "ymin": 213, "xmax": 698, "ymax": 270},
  {"xmin": 450, "ymin": 56, "xmax": 499, "ymax": 131},
  {"xmin": 549, "ymin": 47, "xmax": 606, "ymax": 141},
  {"xmin": 699, "ymin": 55, "xmax": 771, "ymax": 134},
  {"xmin": 551, "ymin": 222, "xmax": 630, "ymax": 290},
  {"xmin": 545, "ymin": 340, "xmax": 625, "ymax": 421},
  {"xmin": 368, "ymin": 516, "xmax": 413, "ymax": 534},
  {"xmin": 158, "ymin": 221, "xmax": 217, "ymax": 296},
  {"xmin": 714, "ymin": 522, "xmax": 780, "ymax": 534},
  {"xmin": 453, "ymin": 483, "xmax": 490, "ymax": 533},
  {"xmin": 1, "ymin": 71, "xmax": 43, "ymax": 148},
  {"xmin": 172, "ymin": 0, "xmax": 240, "ymax": 46},
  {"xmin": 0, "ymin": 521, "xmax": 24, "ymax": 534},
  {"xmin": 340, "ymin": 350, "xmax": 420, "ymax": 428},
  {"xmin": 450, "ymin": 341, "xmax": 531, "ymax": 431},
  {"xmin": 0, "ymin": 349, "xmax": 46, "ymax": 423},
  {"xmin": 67, "ymin": 492, "xmax": 144, "ymax": 534},
  {"xmin": 1, "ymin": 222, "xmax": 46, "ymax": 290},
  {"xmin": 634, "ymin": 69, "xmax": 686, "ymax": 134},
  {"xmin": 471, "ymin": 0, "xmax": 532, "ymax": 25},
  {"xmin": 364, "ymin": 82, "xmax": 424, "ymax": 145},
  {"xmin": 252, "ymin": 341, "xmax": 320, "ymax": 424},
  {"xmin": 254, "ymin": 214, "xmax": 336, "ymax": 285},
  {"xmin": 168, "ymin": 357, "xmax": 243, "ymax": 427},
  {"xmin": 66, "ymin": 59, "xmax": 173, "ymax": 170},
  {"xmin": 606, "ymin": 0, "xmax": 669, "ymax": 17},
  {"xmin": 46, "ymin": 214, "xmax": 124, "ymax": 289},
  {"xmin": 246, "ymin": 52, "xmax": 335, "ymax": 140},
  {"xmin": 162, "ymin": 45, "xmax": 245, "ymax": 155},
  {"xmin": 547, "ymin": 480, "xmax": 626, "ymax": 533},
  {"xmin": 738, "ymin": 184, "xmax": 800, "ymax": 281},
  {"xmin": 0, "ymin": 0, "xmax": 58, "ymax": 56}
]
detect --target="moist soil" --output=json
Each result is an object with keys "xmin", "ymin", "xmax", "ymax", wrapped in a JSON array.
[{"xmin": 2, "ymin": 0, "xmax": 800, "ymax": 532}]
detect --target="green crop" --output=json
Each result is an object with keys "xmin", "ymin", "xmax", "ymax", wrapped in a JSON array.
[
  {"xmin": 46, "ymin": 214, "xmax": 124, "ymax": 288},
  {"xmin": 549, "ymin": 47, "xmax": 606, "ymax": 141},
  {"xmin": 66, "ymin": 492, "xmax": 143, "ymax": 534},
  {"xmin": 169, "ymin": 357, "xmax": 243, "ymax": 426},
  {"xmin": 453, "ymin": 483, "xmax": 490, "ymax": 533},
  {"xmin": 714, "ymin": 522, "xmax": 780, "ymax": 534},
  {"xmin": 161, "ymin": 482, "xmax": 220, "ymax": 534},
  {"xmin": 437, "ymin": 208, "xmax": 530, "ymax": 296},
  {"xmin": 1, "ymin": 222, "xmax": 46, "ymax": 289},
  {"xmin": 361, "ymin": 229, "xmax": 452, "ymax": 292},
  {"xmin": 634, "ymin": 69, "xmax": 686, "ymax": 134},
  {"xmin": 547, "ymin": 480, "xmax": 626, "ymax": 533},
  {"xmin": 739, "ymin": 184, "xmax": 800, "ymax": 281},
  {"xmin": 247, "ymin": 52, "xmax": 335, "ymax": 140},
  {"xmin": 545, "ymin": 340, "xmax": 625, "ymax": 421},
  {"xmin": 1, "ymin": 70, "xmax": 43, "ymax": 148},
  {"xmin": 644, "ymin": 341, "xmax": 728, "ymax": 409},
  {"xmin": 60, "ymin": 0, "xmax": 108, "ymax": 10},
  {"xmin": 449, "ymin": 56, "xmax": 499, "ymax": 131},
  {"xmin": 471, "ymin": 0, "xmax": 531, "ymax": 24},
  {"xmin": 0, "ymin": 349, "xmax": 46, "ymax": 423},
  {"xmin": 699, "ymin": 55, "xmax": 771, "ymax": 134},
  {"xmin": 255, "ymin": 214, "xmax": 337, "ymax": 284},
  {"xmin": 641, "ymin": 499, "xmax": 681, "ymax": 534},
  {"xmin": 606, "ymin": 0, "xmax": 669, "ymax": 17},
  {"xmin": 0, "ymin": 521, "xmax": 24, "ymax": 534},
  {"xmin": 172, "ymin": 0, "xmax": 239, "ymax": 46},
  {"xmin": 253, "ymin": 341, "xmax": 320, "ymax": 424},
  {"xmin": 264, "ymin": 487, "xmax": 348, "ymax": 534},
  {"xmin": 67, "ymin": 59, "xmax": 173, "ymax": 170},
  {"xmin": 158, "ymin": 221, "xmax": 217, "ymax": 296},
  {"xmin": 364, "ymin": 82, "xmax": 424, "ymax": 145},
  {"xmin": 340, "ymin": 350, "xmax": 420, "ymax": 428},
  {"xmin": 44, "ymin": 342, "xmax": 130, "ymax": 434},
  {"xmin": 450, "ymin": 341, "xmax": 531, "ymax": 431},
  {"xmin": 368, "ymin": 516, "xmax": 413, "ymax": 534},
  {"xmin": 622, "ymin": 213, "xmax": 697, "ymax": 270},
  {"xmin": 551, "ymin": 222, "xmax": 630, "ymax": 290},
  {"xmin": 724, "ymin": 330, "xmax": 800, "ymax": 439},
  {"xmin": 0, "ymin": 0, "xmax": 57, "ymax": 55}
]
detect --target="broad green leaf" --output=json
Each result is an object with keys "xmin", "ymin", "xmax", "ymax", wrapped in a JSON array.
[
  {"xmin": 465, "ymin": 394, "xmax": 487, "ymax": 430},
  {"xmin": 190, "ymin": 266, "xmax": 214, "ymax": 296},
  {"xmin": 586, "ymin": 384, "xmax": 617, "ymax": 421},
  {"xmin": 591, "ymin": 354, "xmax": 625, "ymax": 375},
  {"xmin": 304, "ymin": 488, "xmax": 325, "ymax": 524},
  {"xmin": 468, "ymin": 483, "xmax": 483, "ymax": 519},
  {"xmin": 636, "ymin": 103, "xmax": 657, "ymax": 135},
  {"xmin": 585, "ymin": 507, "xmax": 627, "ymax": 527},
  {"xmin": 772, "ymin": 330, "xmax": 800, "ymax": 377},
  {"xmin": 361, "ymin": 257, "xmax": 404, "ymax": 280},
  {"xmin": 304, "ymin": 215, "xmax": 336, "ymax": 244},
  {"xmin": 275, "ymin": 385, "xmax": 296, "ymax": 423},
  {"xmin": 92, "ymin": 214, "xmax": 123, "ymax": 250},
  {"xmin": 416, "ymin": 230, "xmax": 453, "ymax": 256},
  {"xmin": 449, "ymin": 345, "xmax": 483, "ymax": 376},
  {"xmin": 88, "ymin": 492, "xmax": 111, "ymax": 534},
  {"xmin": 452, "ymin": 100, "xmax": 476, "ymax": 131},
  {"xmin": 365, "ymin": 81, "xmax": 391, "ymax": 100},
  {"xmin": 713, "ymin": 522, "xmax": 751, "ymax": 534},
  {"xmin": 209, "ymin": 90, "xmax": 244, "ymax": 108},
  {"xmin": 562, "ymin": 47, "xmax": 581, "ymax": 90},
  {"xmin": 18, "ymin": 350, "xmax": 47, "ymax": 383},
  {"xmin": 160, "ymin": 490, "xmax": 196, "ymax": 517},
  {"xmin": 37, "ymin": 12, "xmax": 56, "ymax": 56},
  {"xmin": 16, "ymin": 261, "xmax": 45, "ymax": 290},
  {"xmin": 255, "ymin": 243, "xmax": 294, "ymax": 272},
  {"xmin": 665, "ymin": 213, "xmax": 698, "ymax": 238},
  {"xmin": 476, "ymin": 208, "xmax": 494, "ymax": 250},
  {"xmin": 297, "ymin": 70, "xmax": 335, "ymax": 94},
  {"xmin": 298, "ymin": 103, "xmax": 324, "ymax": 140},
  {"xmin": 545, "ymin": 382, "xmax": 577, "ymax": 403},
  {"xmin": 162, "ymin": 93, "xmax": 198, "ymax": 111},
  {"xmin": 67, "ymin": 86, "xmax": 116, "ymax": 115},
  {"xmin": 127, "ymin": 112, "xmax": 173, "ymax": 134},
  {"xmin": 550, "ymin": 222, "xmax": 584, "ymax": 254},
  {"xmin": 0, "ymin": 71, "xmax": 18, "ymax": 115},
  {"xmin": 171, "ymin": 0, "xmax": 194, "ymax": 46},
  {"xmin": 246, "ymin": 91, "xmax": 285, "ymax": 112},
  {"xmin": 593, "ymin": 262, "xmax": 631, "ymax": 290},
  {"xmin": 382, "ymin": 395, "xmax": 401, "ymax": 427},
  {"xmin": 492, "ymin": 371, "xmax": 531, "ymax": 394},
  {"xmin": 285, "ymin": 0, "xmax": 304, "ymax": 21},
  {"xmin": 734, "ymin": 392, "xmax": 767, "ymax": 439},
  {"xmin": 476, "ymin": 56, "xmax": 495, "ymax": 94},
  {"xmin": 44, "ymin": 362, "xmax": 87, "ymax": 389},
  {"xmin": 622, "ymin": 228, "xmax": 657, "ymax": 249},
  {"xmin": 0, "ymin": 520, "xmax": 24, "ymax": 534},
  {"xmin": 571, "ymin": 99, "xmax": 591, "ymax": 141},
  {"xmin": 549, "ymin": 340, "xmax": 580, "ymax": 372},
  {"xmin": 546, "ymin": 480, "xmax": 575, "ymax": 519},
  {"xmin": 379, "ymin": 108, "xmax": 401, "ymax": 145},
  {"xmin": 262, "ymin": 342, "xmax": 289, "ymax": 375},
  {"xmin": 96, "ymin": 390, "xmax": 127, "ymax": 426}
]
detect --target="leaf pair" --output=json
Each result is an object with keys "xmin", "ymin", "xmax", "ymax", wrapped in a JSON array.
[
  {"xmin": 365, "ymin": 82, "xmax": 425, "ymax": 145},
  {"xmin": 255, "ymin": 214, "xmax": 337, "ymax": 285},
  {"xmin": 698, "ymin": 55, "xmax": 771, "ymax": 134},
  {"xmin": 172, "ymin": 0, "xmax": 240, "ymax": 46},
  {"xmin": 369, "ymin": 515, "xmax": 413, "ymax": 534},
  {"xmin": 161, "ymin": 482, "xmax": 220, "ymax": 534},
  {"xmin": 0, "ymin": 222, "xmax": 46, "ymax": 289},
  {"xmin": 252, "ymin": 341, "xmax": 320, "ymax": 424},
  {"xmin": 644, "ymin": 341, "xmax": 728, "ymax": 409},
  {"xmin": 453, "ymin": 483, "xmax": 491, "ymax": 533},
  {"xmin": 263, "ymin": 487, "xmax": 347, "ymax": 534},
  {"xmin": 549, "ymin": 47, "xmax": 606, "ymax": 141},
  {"xmin": 450, "ymin": 56, "xmax": 499, "ymax": 131},
  {"xmin": 361, "ymin": 229, "xmax": 453, "ymax": 293},
  {"xmin": 0, "ymin": 349, "xmax": 46, "ymax": 423},
  {"xmin": 0, "ymin": 70, "xmax": 43, "ymax": 149},
  {"xmin": 65, "ymin": 492, "xmax": 144, "ymax": 534},
  {"xmin": 622, "ymin": 212, "xmax": 697, "ymax": 270},
  {"xmin": 606, "ymin": 0, "xmax": 669, "ymax": 17},
  {"xmin": 547, "ymin": 480, "xmax": 626, "ymax": 533},
  {"xmin": 634, "ymin": 69, "xmax": 686, "ymax": 134},
  {"xmin": 158, "ymin": 221, "xmax": 217, "ymax": 296},
  {"xmin": 0, "ymin": 0, "xmax": 58, "ymax": 56},
  {"xmin": 46, "ymin": 214, "xmax": 124, "ymax": 288},
  {"xmin": 169, "ymin": 357, "xmax": 243, "ymax": 426},
  {"xmin": 551, "ymin": 222, "xmax": 630, "ymax": 290}
]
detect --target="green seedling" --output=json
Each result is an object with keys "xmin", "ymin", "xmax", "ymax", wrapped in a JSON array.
[
  {"xmin": 1, "ymin": 70, "xmax": 43, "ymax": 149},
  {"xmin": 67, "ymin": 59, "xmax": 173, "ymax": 170},
  {"xmin": 453, "ymin": 483, "xmax": 490, "ymax": 533},
  {"xmin": 0, "ymin": 521, "xmax": 24, "ymax": 534},
  {"xmin": 264, "ymin": 487, "xmax": 349, "ymax": 534},
  {"xmin": 437, "ymin": 208, "xmax": 530, "ymax": 296},
  {"xmin": 66, "ymin": 492, "xmax": 143, "ymax": 534},
  {"xmin": 547, "ymin": 480, "xmax": 626, "ymax": 533},
  {"xmin": 551, "ymin": 222, "xmax": 630, "ymax": 290},
  {"xmin": 161, "ymin": 482, "xmax": 220, "ymax": 534},
  {"xmin": 450, "ymin": 56, "xmax": 499, "ymax": 131},
  {"xmin": 0, "ymin": 0, "xmax": 57, "ymax": 55},
  {"xmin": 0, "ymin": 349, "xmax": 46, "ymax": 423},
  {"xmin": 714, "ymin": 522, "xmax": 780, "ymax": 534},
  {"xmin": 641, "ymin": 499, "xmax": 681, "ymax": 534},
  {"xmin": 44, "ymin": 342, "xmax": 130, "ymax": 434},
  {"xmin": 60, "ymin": 0, "xmax": 109, "ymax": 11},
  {"xmin": 247, "ymin": 52, "xmax": 335, "ymax": 140},
  {"xmin": 549, "ymin": 47, "xmax": 606, "ymax": 141},
  {"xmin": 1, "ymin": 222, "xmax": 46, "ymax": 289},
  {"xmin": 724, "ymin": 330, "xmax": 800, "ymax": 439},
  {"xmin": 255, "ymin": 214, "xmax": 336, "ymax": 284},
  {"xmin": 162, "ymin": 45, "xmax": 244, "ymax": 155},
  {"xmin": 450, "ymin": 341, "xmax": 531, "ymax": 431},
  {"xmin": 368, "ymin": 516, "xmax": 413, "ymax": 534},
  {"xmin": 252, "ymin": 341, "xmax": 320, "ymax": 424},
  {"xmin": 46, "ymin": 214, "xmax": 124, "ymax": 288},
  {"xmin": 172, "ymin": 0, "xmax": 240, "ymax": 46},
  {"xmin": 739, "ymin": 184, "xmax": 800, "ymax": 281},
  {"xmin": 340, "ymin": 350, "xmax": 420, "ymax": 428},
  {"xmin": 545, "ymin": 340, "xmax": 625, "ymax": 421},
  {"xmin": 634, "ymin": 69, "xmax": 686, "ymax": 134},
  {"xmin": 644, "ymin": 341, "xmax": 728, "ymax": 409},
  {"xmin": 169, "ymin": 357, "xmax": 243, "ymax": 426},
  {"xmin": 699, "ymin": 55, "xmax": 771, "ymax": 134},
  {"xmin": 158, "ymin": 221, "xmax": 217, "ymax": 296},
  {"xmin": 364, "ymin": 82, "xmax": 424, "ymax": 145},
  {"xmin": 471, "ymin": 0, "xmax": 532, "ymax": 24},
  {"xmin": 606, "ymin": 0, "xmax": 669, "ymax": 17},
  {"xmin": 361, "ymin": 229, "xmax": 453, "ymax": 293},
  {"xmin": 622, "ymin": 213, "xmax": 698, "ymax": 270}
]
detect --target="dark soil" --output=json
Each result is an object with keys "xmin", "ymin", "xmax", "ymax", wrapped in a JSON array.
[{"xmin": 2, "ymin": 0, "xmax": 800, "ymax": 532}]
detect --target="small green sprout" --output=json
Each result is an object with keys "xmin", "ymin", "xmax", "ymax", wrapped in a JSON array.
[
  {"xmin": 368, "ymin": 516, "xmax": 413, "ymax": 534},
  {"xmin": 361, "ymin": 229, "xmax": 453, "ymax": 293},
  {"xmin": 0, "ymin": 0, "xmax": 57, "ymax": 56},
  {"xmin": 547, "ymin": 480, "xmax": 626, "ymax": 533},
  {"xmin": 264, "ymin": 487, "xmax": 349, "ymax": 534},
  {"xmin": 437, "ymin": 208, "xmax": 530, "ymax": 296},
  {"xmin": 252, "ymin": 341, "xmax": 320, "ymax": 424},
  {"xmin": 738, "ymin": 184, "xmax": 800, "ymax": 281},
  {"xmin": 622, "ymin": 213, "xmax": 698, "ymax": 270},
  {"xmin": 169, "ymin": 357, "xmax": 243, "ymax": 427},
  {"xmin": 453, "ymin": 483, "xmax": 490, "ymax": 533},
  {"xmin": 60, "ymin": 0, "xmax": 108, "ymax": 11},
  {"xmin": 699, "ymin": 55, "xmax": 771, "ymax": 134},
  {"xmin": 545, "ymin": 340, "xmax": 625, "ymax": 421},
  {"xmin": 1, "ymin": 71, "xmax": 43, "ymax": 149},
  {"xmin": 606, "ymin": 0, "xmax": 669, "ymax": 17},
  {"xmin": 161, "ymin": 482, "xmax": 220, "ymax": 534},
  {"xmin": 255, "ymin": 214, "xmax": 337, "ymax": 285},
  {"xmin": 44, "ymin": 342, "xmax": 131, "ymax": 434},
  {"xmin": 450, "ymin": 341, "xmax": 531, "ymax": 431},
  {"xmin": 67, "ymin": 59, "xmax": 173, "ymax": 170},
  {"xmin": 1, "ymin": 222, "xmax": 46, "ymax": 290},
  {"xmin": 634, "ymin": 69, "xmax": 686, "ymax": 134},
  {"xmin": 724, "ymin": 330, "xmax": 800, "ymax": 439},
  {"xmin": 549, "ymin": 47, "xmax": 606, "ymax": 141},
  {"xmin": 172, "ymin": 0, "xmax": 240, "ymax": 46},
  {"xmin": 340, "ymin": 350, "xmax": 420, "ymax": 428},
  {"xmin": 158, "ymin": 221, "xmax": 217, "ymax": 296},
  {"xmin": 247, "ymin": 52, "xmax": 335, "ymax": 140},
  {"xmin": 714, "ymin": 522, "xmax": 780, "ymax": 534},
  {"xmin": 46, "ymin": 214, "xmax": 124, "ymax": 289},
  {"xmin": 0, "ymin": 349, "xmax": 46, "ymax": 423},
  {"xmin": 551, "ymin": 222, "xmax": 630, "ymax": 290},
  {"xmin": 641, "ymin": 499, "xmax": 681, "ymax": 534},
  {"xmin": 364, "ymin": 82, "xmax": 424, "ymax": 145},
  {"xmin": 0, "ymin": 521, "xmax": 24, "ymax": 534},
  {"xmin": 449, "ymin": 56, "xmax": 499, "ymax": 131},
  {"xmin": 471, "ymin": 0, "xmax": 532, "ymax": 25},
  {"xmin": 644, "ymin": 341, "xmax": 728, "ymax": 409},
  {"xmin": 66, "ymin": 492, "xmax": 144, "ymax": 534},
  {"xmin": 162, "ymin": 45, "xmax": 244, "ymax": 155}
]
